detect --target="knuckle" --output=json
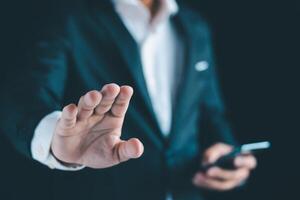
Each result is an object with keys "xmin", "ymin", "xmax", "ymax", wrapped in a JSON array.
[
  {"xmin": 111, "ymin": 110, "xmax": 124, "ymax": 118},
  {"xmin": 101, "ymin": 100, "xmax": 114, "ymax": 107},
  {"xmin": 115, "ymin": 101, "xmax": 127, "ymax": 107}
]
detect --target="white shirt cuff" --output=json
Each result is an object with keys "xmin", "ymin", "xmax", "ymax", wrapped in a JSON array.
[{"xmin": 31, "ymin": 111, "xmax": 85, "ymax": 171}]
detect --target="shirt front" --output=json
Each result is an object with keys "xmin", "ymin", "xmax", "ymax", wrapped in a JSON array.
[
  {"xmin": 113, "ymin": 4, "xmax": 182, "ymax": 199},
  {"xmin": 113, "ymin": 0, "xmax": 182, "ymax": 135}
]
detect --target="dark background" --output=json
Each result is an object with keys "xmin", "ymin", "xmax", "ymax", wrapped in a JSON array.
[{"xmin": 0, "ymin": 0, "xmax": 299, "ymax": 199}]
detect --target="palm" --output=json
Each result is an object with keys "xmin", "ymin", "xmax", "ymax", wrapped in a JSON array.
[
  {"xmin": 79, "ymin": 113, "xmax": 125, "ymax": 168},
  {"xmin": 51, "ymin": 84, "xmax": 144, "ymax": 169}
]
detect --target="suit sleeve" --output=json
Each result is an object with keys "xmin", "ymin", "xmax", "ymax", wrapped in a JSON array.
[
  {"xmin": 0, "ymin": 36, "xmax": 69, "ymax": 159},
  {"xmin": 199, "ymin": 30, "xmax": 238, "ymax": 147}
]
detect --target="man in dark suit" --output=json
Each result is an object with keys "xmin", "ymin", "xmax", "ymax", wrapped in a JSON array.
[{"xmin": 0, "ymin": 0, "xmax": 256, "ymax": 199}]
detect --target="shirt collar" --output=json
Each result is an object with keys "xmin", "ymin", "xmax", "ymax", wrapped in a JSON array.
[
  {"xmin": 112, "ymin": 0, "xmax": 179, "ymax": 20},
  {"xmin": 112, "ymin": 0, "xmax": 179, "ymax": 42}
]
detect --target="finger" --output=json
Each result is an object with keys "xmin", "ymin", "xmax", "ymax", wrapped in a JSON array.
[
  {"xmin": 77, "ymin": 90, "xmax": 102, "ymax": 120},
  {"xmin": 110, "ymin": 86, "xmax": 133, "ymax": 118},
  {"xmin": 234, "ymin": 154, "xmax": 257, "ymax": 169},
  {"xmin": 59, "ymin": 104, "xmax": 78, "ymax": 130},
  {"xmin": 95, "ymin": 84, "xmax": 120, "ymax": 116},
  {"xmin": 206, "ymin": 167, "xmax": 250, "ymax": 181},
  {"xmin": 193, "ymin": 173, "xmax": 239, "ymax": 191},
  {"xmin": 115, "ymin": 138, "xmax": 144, "ymax": 163},
  {"xmin": 203, "ymin": 143, "xmax": 233, "ymax": 164}
]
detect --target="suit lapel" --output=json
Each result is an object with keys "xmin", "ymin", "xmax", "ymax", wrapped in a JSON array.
[
  {"xmin": 90, "ymin": 1, "xmax": 164, "ymax": 140},
  {"xmin": 168, "ymin": 7, "xmax": 205, "ymax": 143}
]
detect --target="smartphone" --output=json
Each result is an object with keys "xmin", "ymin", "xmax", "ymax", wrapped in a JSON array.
[{"xmin": 200, "ymin": 141, "xmax": 271, "ymax": 171}]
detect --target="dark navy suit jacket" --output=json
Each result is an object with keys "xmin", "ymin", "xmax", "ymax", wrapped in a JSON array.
[{"xmin": 0, "ymin": 0, "xmax": 236, "ymax": 199}]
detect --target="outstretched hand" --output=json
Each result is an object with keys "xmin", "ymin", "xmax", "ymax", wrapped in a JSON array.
[{"xmin": 51, "ymin": 84, "xmax": 144, "ymax": 169}]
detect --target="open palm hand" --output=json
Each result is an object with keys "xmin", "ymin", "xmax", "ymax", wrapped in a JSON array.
[{"xmin": 51, "ymin": 84, "xmax": 144, "ymax": 168}]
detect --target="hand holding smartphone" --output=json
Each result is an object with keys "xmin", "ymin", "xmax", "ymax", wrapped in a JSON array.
[{"xmin": 200, "ymin": 141, "xmax": 271, "ymax": 171}]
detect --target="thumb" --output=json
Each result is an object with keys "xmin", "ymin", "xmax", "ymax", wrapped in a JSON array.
[
  {"xmin": 116, "ymin": 138, "xmax": 144, "ymax": 163},
  {"xmin": 203, "ymin": 143, "xmax": 233, "ymax": 165}
]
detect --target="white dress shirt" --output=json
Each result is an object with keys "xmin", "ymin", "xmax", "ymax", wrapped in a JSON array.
[{"xmin": 31, "ymin": 0, "xmax": 182, "ymax": 174}]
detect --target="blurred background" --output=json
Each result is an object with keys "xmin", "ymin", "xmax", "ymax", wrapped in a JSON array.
[{"xmin": 0, "ymin": 0, "xmax": 299, "ymax": 199}]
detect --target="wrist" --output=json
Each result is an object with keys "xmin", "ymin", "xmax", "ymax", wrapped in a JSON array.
[{"xmin": 50, "ymin": 146, "xmax": 82, "ymax": 168}]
